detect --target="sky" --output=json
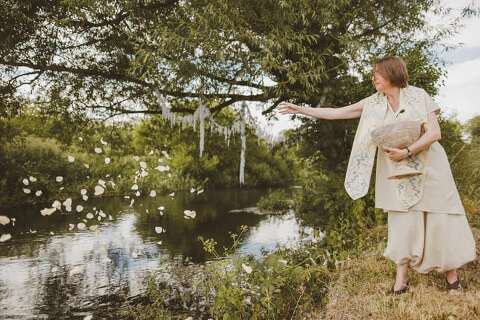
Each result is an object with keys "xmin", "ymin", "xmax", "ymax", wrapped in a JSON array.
[{"xmin": 253, "ymin": 0, "xmax": 480, "ymax": 138}]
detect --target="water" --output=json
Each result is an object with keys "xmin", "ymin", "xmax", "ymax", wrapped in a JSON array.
[{"xmin": 0, "ymin": 188, "xmax": 312, "ymax": 319}]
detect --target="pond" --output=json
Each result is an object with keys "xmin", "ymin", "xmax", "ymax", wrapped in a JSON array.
[{"xmin": 0, "ymin": 187, "xmax": 317, "ymax": 319}]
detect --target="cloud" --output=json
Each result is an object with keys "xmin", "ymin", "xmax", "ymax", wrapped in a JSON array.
[{"xmin": 437, "ymin": 57, "xmax": 480, "ymax": 122}]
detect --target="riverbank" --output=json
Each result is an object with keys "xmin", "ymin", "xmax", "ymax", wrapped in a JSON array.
[{"xmin": 308, "ymin": 226, "xmax": 480, "ymax": 320}]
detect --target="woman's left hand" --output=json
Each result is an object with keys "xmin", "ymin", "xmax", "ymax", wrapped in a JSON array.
[{"xmin": 382, "ymin": 146, "xmax": 408, "ymax": 161}]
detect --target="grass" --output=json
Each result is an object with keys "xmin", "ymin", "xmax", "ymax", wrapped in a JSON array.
[{"xmin": 306, "ymin": 226, "xmax": 480, "ymax": 320}]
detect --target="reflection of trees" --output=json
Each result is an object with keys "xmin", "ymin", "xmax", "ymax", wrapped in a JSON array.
[
  {"xmin": 37, "ymin": 266, "xmax": 83, "ymax": 317},
  {"xmin": 134, "ymin": 189, "xmax": 269, "ymax": 262}
]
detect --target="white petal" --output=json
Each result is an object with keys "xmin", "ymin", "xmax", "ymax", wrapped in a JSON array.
[
  {"xmin": 0, "ymin": 234, "xmax": 12, "ymax": 242},
  {"xmin": 89, "ymin": 225, "xmax": 98, "ymax": 231},
  {"xmin": 104, "ymin": 157, "xmax": 111, "ymax": 164},
  {"xmin": 40, "ymin": 207, "xmax": 57, "ymax": 216},
  {"xmin": 56, "ymin": 176, "xmax": 63, "ymax": 183},
  {"xmin": 140, "ymin": 161, "xmax": 147, "ymax": 169},
  {"xmin": 52, "ymin": 200, "xmax": 62, "ymax": 210},
  {"xmin": 22, "ymin": 178, "xmax": 29, "ymax": 185},
  {"xmin": 241, "ymin": 263, "xmax": 253, "ymax": 274},
  {"xmin": 131, "ymin": 184, "xmax": 139, "ymax": 191},
  {"xmin": 80, "ymin": 189, "xmax": 87, "ymax": 195},
  {"xmin": 149, "ymin": 190, "xmax": 157, "ymax": 197},
  {"xmin": 86, "ymin": 212, "xmax": 94, "ymax": 219},
  {"xmin": 62, "ymin": 198, "xmax": 72, "ymax": 208},
  {"xmin": 29, "ymin": 176, "xmax": 37, "ymax": 182},
  {"xmin": 157, "ymin": 206, "xmax": 165, "ymax": 211},
  {"xmin": 23, "ymin": 188, "xmax": 31, "ymax": 194},
  {"xmin": 190, "ymin": 188, "xmax": 195, "ymax": 193},
  {"xmin": 100, "ymin": 137, "xmax": 108, "ymax": 145},
  {"xmin": 94, "ymin": 185, "xmax": 105, "ymax": 196},
  {"xmin": 84, "ymin": 163, "xmax": 90, "ymax": 169},
  {"xmin": 35, "ymin": 190, "xmax": 43, "ymax": 197},
  {"xmin": 76, "ymin": 205, "xmax": 84, "ymax": 212},
  {"xmin": 129, "ymin": 199, "xmax": 135, "ymax": 207},
  {"xmin": 168, "ymin": 192, "xmax": 175, "ymax": 197},
  {"xmin": 154, "ymin": 226, "xmax": 164, "ymax": 234},
  {"xmin": 82, "ymin": 195, "xmax": 89, "ymax": 201},
  {"xmin": 78, "ymin": 137, "xmax": 84, "ymax": 142},
  {"xmin": 94, "ymin": 147, "xmax": 102, "ymax": 154},
  {"xmin": 0, "ymin": 216, "xmax": 11, "ymax": 225},
  {"xmin": 98, "ymin": 179, "xmax": 106, "ymax": 187},
  {"xmin": 67, "ymin": 155, "xmax": 75, "ymax": 162},
  {"xmin": 77, "ymin": 223, "xmax": 86, "ymax": 230},
  {"xmin": 68, "ymin": 224, "xmax": 75, "ymax": 230},
  {"xmin": 135, "ymin": 191, "xmax": 141, "ymax": 197}
]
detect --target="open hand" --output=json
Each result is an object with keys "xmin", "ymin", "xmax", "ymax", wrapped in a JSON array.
[
  {"xmin": 277, "ymin": 102, "xmax": 302, "ymax": 115},
  {"xmin": 382, "ymin": 146, "xmax": 408, "ymax": 162}
]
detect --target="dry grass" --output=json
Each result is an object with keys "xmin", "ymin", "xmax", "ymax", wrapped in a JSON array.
[{"xmin": 307, "ymin": 227, "xmax": 480, "ymax": 320}]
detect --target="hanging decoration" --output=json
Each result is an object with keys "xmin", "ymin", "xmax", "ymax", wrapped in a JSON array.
[{"xmin": 153, "ymin": 90, "xmax": 284, "ymax": 185}]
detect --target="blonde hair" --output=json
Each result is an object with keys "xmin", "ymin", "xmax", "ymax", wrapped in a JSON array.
[{"xmin": 373, "ymin": 56, "xmax": 409, "ymax": 88}]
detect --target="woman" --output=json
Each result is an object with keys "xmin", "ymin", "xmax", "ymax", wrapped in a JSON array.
[{"xmin": 277, "ymin": 56, "xmax": 477, "ymax": 294}]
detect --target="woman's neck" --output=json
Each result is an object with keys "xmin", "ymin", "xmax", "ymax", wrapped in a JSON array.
[{"xmin": 382, "ymin": 86, "xmax": 401, "ymax": 109}]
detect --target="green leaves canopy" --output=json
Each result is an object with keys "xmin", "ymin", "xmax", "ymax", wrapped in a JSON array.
[{"xmin": 0, "ymin": 0, "xmax": 450, "ymax": 118}]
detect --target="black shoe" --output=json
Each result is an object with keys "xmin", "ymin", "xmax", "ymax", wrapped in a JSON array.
[
  {"xmin": 390, "ymin": 280, "xmax": 410, "ymax": 295},
  {"xmin": 446, "ymin": 277, "xmax": 463, "ymax": 291}
]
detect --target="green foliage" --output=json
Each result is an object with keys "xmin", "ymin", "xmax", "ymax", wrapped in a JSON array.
[{"xmin": 0, "ymin": 0, "xmax": 462, "ymax": 118}]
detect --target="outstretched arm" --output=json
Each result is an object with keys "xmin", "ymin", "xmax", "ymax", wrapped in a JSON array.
[{"xmin": 277, "ymin": 100, "xmax": 364, "ymax": 120}]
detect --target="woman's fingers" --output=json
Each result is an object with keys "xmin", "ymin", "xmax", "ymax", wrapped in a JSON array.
[{"xmin": 277, "ymin": 102, "xmax": 298, "ymax": 114}]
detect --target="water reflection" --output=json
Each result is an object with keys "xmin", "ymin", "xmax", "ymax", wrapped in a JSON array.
[{"xmin": 0, "ymin": 188, "xmax": 307, "ymax": 318}]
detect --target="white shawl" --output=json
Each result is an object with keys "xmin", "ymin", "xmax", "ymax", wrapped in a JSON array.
[{"xmin": 344, "ymin": 85, "xmax": 431, "ymax": 208}]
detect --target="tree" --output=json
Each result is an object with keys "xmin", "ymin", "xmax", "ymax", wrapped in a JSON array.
[{"xmin": 1, "ymin": 0, "xmax": 473, "ymax": 119}]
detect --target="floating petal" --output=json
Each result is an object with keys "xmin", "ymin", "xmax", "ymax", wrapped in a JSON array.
[
  {"xmin": 29, "ymin": 176, "xmax": 37, "ymax": 182},
  {"xmin": 0, "ymin": 234, "xmax": 12, "ymax": 242},
  {"xmin": 67, "ymin": 155, "xmax": 75, "ymax": 162},
  {"xmin": 149, "ymin": 190, "xmax": 157, "ymax": 197},
  {"xmin": 77, "ymin": 223, "xmax": 86, "ymax": 230},
  {"xmin": 94, "ymin": 147, "xmax": 102, "ymax": 154},
  {"xmin": 131, "ymin": 184, "xmax": 139, "ymax": 191},
  {"xmin": 35, "ymin": 190, "xmax": 43, "ymax": 197},
  {"xmin": 241, "ymin": 263, "xmax": 253, "ymax": 274},
  {"xmin": 23, "ymin": 188, "xmax": 31, "ymax": 194},
  {"xmin": 56, "ymin": 176, "xmax": 63, "ymax": 183},
  {"xmin": 40, "ymin": 207, "xmax": 56, "ymax": 216},
  {"xmin": 80, "ymin": 189, "xmax": 87, "ymax": 195},
  {"xmin": 22, "ymin": 178, "xmax": 29, "ymax": 185},
  {"xmin": 154, "ymin": 226, "xmax": 164, "ymax": 234},
  {"xmin": 94, "ymin": 185, "xmax": 105, "ymax": 196},
  {"xmin": 0, "ymin": 216, "xmax": 10, "ymax": 225},
  {"xmin": 76, "ymin": 205, "xmax": 84, "ymax": 212}
]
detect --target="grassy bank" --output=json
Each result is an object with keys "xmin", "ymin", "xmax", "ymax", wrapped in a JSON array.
[{"xmin": 308, "ymin": 226, "xmax": 480, "ymax": 320}]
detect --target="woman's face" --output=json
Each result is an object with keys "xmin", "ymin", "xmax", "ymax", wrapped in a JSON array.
[{"xmin": 371, "ymin": 67, "xmax": 392, "ymax": 93}]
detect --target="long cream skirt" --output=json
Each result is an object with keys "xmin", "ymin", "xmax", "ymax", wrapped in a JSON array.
[{"xmin": 383, "ymin": 210, "xmax": 477, "ymax": 273}]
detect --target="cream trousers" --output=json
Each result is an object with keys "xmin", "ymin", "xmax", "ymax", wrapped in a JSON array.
[{"xmin": 383, "ymin": 210, "xmax": 477, "ymax": 273}]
